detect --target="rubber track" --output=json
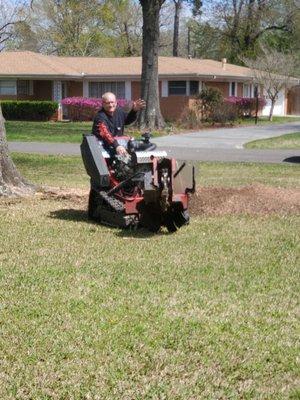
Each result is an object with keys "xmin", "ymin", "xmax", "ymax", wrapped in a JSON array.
[{"xmin": 99, "ymin": 191, "xmax": 125, "ymax": 212}]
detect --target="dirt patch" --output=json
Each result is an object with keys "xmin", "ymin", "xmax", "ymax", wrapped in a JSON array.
[
  {"xmin": 39, "ymin": 185, "xmax": 300, "ymax": 216},
  {"xmin": 40, "ymin": 187, "xmax": 89, "ymax": 205},
  {"xmin": 190, "ymin": 184, "xmax": 300, "ymax": 216}
]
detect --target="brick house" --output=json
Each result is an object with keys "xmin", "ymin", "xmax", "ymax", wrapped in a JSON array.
[{"xmin": 0, "ymin": 51, "xmax": 299, "ymax": 119}]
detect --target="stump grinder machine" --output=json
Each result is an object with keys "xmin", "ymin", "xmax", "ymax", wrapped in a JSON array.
[{"xmin": 80, "ymin": 133, "xmax": 195, "ymax": 232}]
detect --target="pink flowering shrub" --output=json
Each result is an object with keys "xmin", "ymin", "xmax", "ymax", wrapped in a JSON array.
[
  {"xmin": 61, "ymin": 97, "xmax": 129, "ymax": 121},
  {"xmin": 225, "ymin": 96, "xmax": 266, "ymax": 117}
]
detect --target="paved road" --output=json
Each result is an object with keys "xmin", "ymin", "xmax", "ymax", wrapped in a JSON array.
[{"xmin": 8, "ymin": 122, "xmax": 300, "ymax": 163}]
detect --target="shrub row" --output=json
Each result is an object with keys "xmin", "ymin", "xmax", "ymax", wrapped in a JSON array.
[
  {"xmin": 1, "ymin": 101, "xmax": 58, "ymax": 121},
  {"xmin": 179, "ymin": 88, "xmax": 267, "ymax": 128},
  {"xmin": 225, "ymin": 96, "xmax": 267, "ymax": 117}
]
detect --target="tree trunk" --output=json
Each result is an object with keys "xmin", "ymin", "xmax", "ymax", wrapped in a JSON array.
[
  {"xmin": 0, "ymin": 105, "xmax": 35, "ymax": 196},
  {"xmin": 269, "ymin": 99, "xmax": 275, "ymax": 121},
  {"xmin": 124, "ymin": 22, "xmax": 134, "ymax": 56},
  {"xmin": 172, "ymin": 0, "xmax": 181, "ymax": 57},
  {"xmin": 269, "ymin": 98, "xmax": 277, "ymax": 121},
  {"xmin": 139, "ymin": 0, "xmax": 165, "ymax": 130},
  {"xmin": 187, "ymin": 24, "xmax": 191, "ymax": 56}
]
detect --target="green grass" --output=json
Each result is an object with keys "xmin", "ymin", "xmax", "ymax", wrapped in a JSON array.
[
  {"xmin": 5, "ymin": 121, "xmax": 165, "ymax": 143},
  {"xmin": 11, "ymin": 153, "xmax": 300, "ymax": 189},
  {"xmin": 5, "ymin": 117, "xmax": 300, "ymax": 144},
  {"xmin": 245, "ymin": 132, "xmax": 300, "ymax": 149},
  {"xmin": 1, "ymin": 155, "xmax": 299, "ymax": 399},
  {"xmin": 5, "ymin": 121, "xmax": 92, "ymax": 143},
  {"xmin": 12, "ymin": 153, "xmax": 89, "ymax": 188},
  {"xmin": 237, "ymin": 116, "xmax": 300, "ymax": 126}
]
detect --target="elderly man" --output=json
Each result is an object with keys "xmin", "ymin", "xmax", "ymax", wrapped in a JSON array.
[{"xmin": 92, "ymin": 92, "xmax": 145, "ymax": 155}]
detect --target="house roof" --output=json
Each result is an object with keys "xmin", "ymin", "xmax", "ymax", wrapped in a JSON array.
[{"xmin": 0, "ymin": 50, "xmax": 267, "ymax": 81}]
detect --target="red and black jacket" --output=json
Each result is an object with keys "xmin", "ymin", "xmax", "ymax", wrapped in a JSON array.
[{"xmin": 92, "ymin": 107, "xmax": 137, "ymax": 150}]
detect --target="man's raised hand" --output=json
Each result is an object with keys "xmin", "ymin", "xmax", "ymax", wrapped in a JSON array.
[{"xmin": 132, "ymin": 99, "xmax": 146, "ymax": 112}]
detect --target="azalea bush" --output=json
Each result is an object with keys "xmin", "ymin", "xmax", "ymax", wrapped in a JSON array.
[
  {"xmin": 225, "ymin": 96, "xmax": 267, "ymax": 117},
  {"xmin": 61, "ymin": 97, "xmax": 129, "ymax": 121}
]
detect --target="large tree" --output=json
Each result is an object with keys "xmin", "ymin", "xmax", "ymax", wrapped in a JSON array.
[
  {"xmin": 0, "ymin": 106, "xmax": 34, "ymax": 196},
  {"xmin": 0, "ymin": 1, "xmax": 34, "ymax": 196},
  {"xmin": 10, "ymin": 0, "xmax": 115, "ymax": 56},
  {"xmin": 139, "ymin": 0, "xmax": 166, "ymax": 129},
  {"xmin": 172, "ymin": 0, "xmax": 202, "ymax": 57},
  {"xmin": 108, "ymin": 0, "xmax": 143, "ymax": 56},
  {"xmin": 186, "ymin": 0, "xmax": 298, "ymax": 64},
  {"xmin": 0, "ymin": 0, "xmax": 29, "ymax": 50}
]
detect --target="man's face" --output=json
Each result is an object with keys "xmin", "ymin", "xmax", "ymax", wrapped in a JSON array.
[{"xmin": 102, "ymin": 95, "xmax": 117, "ymax": 115}]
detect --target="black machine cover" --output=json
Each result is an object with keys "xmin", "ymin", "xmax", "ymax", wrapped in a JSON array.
[{"xmin": 80, "ymin": 134, "xmax": 110, "ymax": 188}]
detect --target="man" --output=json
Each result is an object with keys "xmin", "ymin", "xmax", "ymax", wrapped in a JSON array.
[
  {"xmin": 92, "ymin": 92, "xmax": 145, "ymax": 155},
  {"xmin": 88, "ymin": 92, "xmax": 145, "ymax": 220}
]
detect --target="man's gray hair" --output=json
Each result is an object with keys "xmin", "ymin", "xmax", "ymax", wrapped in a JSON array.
[{"xmin": 102, "ymin": 92, "xmax": 116, "ymax": 102}]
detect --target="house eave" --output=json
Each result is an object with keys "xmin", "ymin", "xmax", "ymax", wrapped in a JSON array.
[
  {"xmin": 3, "ymin": 73, "xmax": 297, "ymax": 84},
  {"xmin": 0, "ymin": 74, "xmax": 82, "ymax": 80},
  {"xmin": 0, "ymin": 73, "xmax": 255, "ymax": 81}
]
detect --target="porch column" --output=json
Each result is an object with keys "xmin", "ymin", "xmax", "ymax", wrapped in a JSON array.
[
  {"xmin": 125, "ymin": 81, "xmax": 131, "ymax": 100},
  {"xmin": 186, "ymin": 80, "xmax": 190, "ymax": 96},
  {"xmin": 161, "ymin": 80, "xmax": 168, "ymax": 97},
  {"xmin": 52, "ymin": 80, "xmax": 62, "ymax": 101},
  {"xmin": 83, "ymin": 81, "xmax": 89, "ymax": 97}
]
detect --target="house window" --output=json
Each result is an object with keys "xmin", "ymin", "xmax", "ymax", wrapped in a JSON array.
[
  {"xmin": 190, "ymin": 81, "xmax": 199, "ymax": 95},
  {"xmin": 229, "ymin": 82, "xmax": 237, "ymax": 96},
  {"xmin": 17, "ymin": 80, "xmax": 31, "ymax": 95},
  {"xmin": 0, "ymin": 80, "xmax": 16, "ymax": 95},
  {"xmin": 243, "ymin": 83, "xmax": 251, "ymax": 98},
  {"xmin": 168, "ymin": 81, "xmax": 187, "ymax": 95},
  {"xmin": 89, "ymin": 82, "xmax": 125, "ymax": 99}
]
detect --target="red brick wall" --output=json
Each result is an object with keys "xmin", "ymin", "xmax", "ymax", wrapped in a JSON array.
[
  {"xmin": 160, "ymin": 96, "xmax": 191, "ymax": 120},
  {"xmin": 237, "ymin": 83, "xmax": 243, "ymax": 97},
  {"xmin": 132, "ymin": 81, "xmax": 140, "ymax": 100},
  {"xmin": 0, "ymin": 93, "xmax": 33, "ymax": 100},
  {"xmin": 132, "ymin": 80, "xmax": 185, "ymax": 120},
  {"xmin": 34, "ymin": 80, "xmax": 52, "ymax": 100},
  {"xmin": 205, "ymin": 81, "xmax": 229, "ymax": 97},
  {"xmin": 0, "ymin": 95, "xmax": 17, "ymax": 100},
  {"xmin": 67, "ymin": 81, "xmax": 83, "ymax": 97},
  {"xmin": 131, "ymin": 81, "xmax": 162, "ymax": 99}
]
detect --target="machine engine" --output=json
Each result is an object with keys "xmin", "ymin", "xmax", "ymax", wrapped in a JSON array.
[{"xmin": 80, "ymin": 133, "xmax": 195, "ymax": 232}]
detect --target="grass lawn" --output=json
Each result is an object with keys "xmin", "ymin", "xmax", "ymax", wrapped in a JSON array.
[
  {"xmin": 5, "ymin": 121, "xmax": 165, "ymax": 143},
  {"xmin": 12, "ymin": 152, "xmax": 300, "ymax": 189},
  {"xmin": 5, "ymin": 116, "xmax": 300, "ymax": 144},
  {"xmin": 0, "ymin": 154, "xmax": 299, "ymax": 399},
  {"xmin": 5, "ymin": 121, "xmax": 92, "ymax": 143},
  {"xmin": 245, "ymin": 132, "xmax": 300, "ymax": 149},
  {"xmin": 238, "ymin": 115, "xmax": 300, "ymax": 126}
]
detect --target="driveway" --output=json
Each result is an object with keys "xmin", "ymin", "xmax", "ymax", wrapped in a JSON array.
[
  {"xmin": 8, "ymin": 121, "xmax": 300, "ymax": 163},
  {"xmin": 152, "ymin": 121, "xmax": 300, "ymax": 149}
]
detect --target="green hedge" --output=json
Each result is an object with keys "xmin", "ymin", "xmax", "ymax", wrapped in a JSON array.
[{"xmin": 0, "ymin": 101, "xmax": 58, "ymax": 121}]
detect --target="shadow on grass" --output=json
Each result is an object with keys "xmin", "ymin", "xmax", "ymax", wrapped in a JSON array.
[
  {"xmin": 114, "ymin": 228, "xmax": 170, "ymax": 238},
  {"xmin": 49, "ymin": 208, "xmax": 170, "ymax": 237},
  {"xmin": 49, "ymin": 208, "xmax": 90, "ymax": 223},
  {"xmin": 283, "ymin": 156, "xmax": 300, "ymax": 164}
]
